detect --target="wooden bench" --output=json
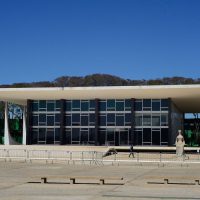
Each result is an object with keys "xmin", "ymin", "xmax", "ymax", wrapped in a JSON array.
[{"xmin": 40, "ymin": 176, "xmax": 124, "ymax": 185}]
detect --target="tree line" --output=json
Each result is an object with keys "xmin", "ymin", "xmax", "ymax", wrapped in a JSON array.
[{"xmin": 0, "ymin": 74, "xmax": 200, "ymax": 88}]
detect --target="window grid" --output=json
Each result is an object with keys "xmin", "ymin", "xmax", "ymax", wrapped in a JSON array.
[{"xmin": 31, "ymin": 99, "xmax": 169, "ymax": 146}]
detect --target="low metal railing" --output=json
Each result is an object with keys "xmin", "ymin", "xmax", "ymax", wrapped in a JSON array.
[{"xmin": 0, "ymin": 148, "xmax": 199, "ymax": 165}]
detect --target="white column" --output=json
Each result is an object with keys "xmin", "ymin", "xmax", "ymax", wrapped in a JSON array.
[
  {"xmin": 4, "ymin": 101, "xmax": 10, "ymax": 145},
  {"xmin": 22, "ymin": 106, "xmax": 27, "ymax": 145}
]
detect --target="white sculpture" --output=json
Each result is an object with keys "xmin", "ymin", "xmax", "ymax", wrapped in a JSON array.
[{"xmin": 176, "ymin": 130, "xmax": 185, "ymax": 157}]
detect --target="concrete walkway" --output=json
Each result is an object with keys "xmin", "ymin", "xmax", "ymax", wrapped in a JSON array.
[{"xmin": 1, "ymin": 161, "xmax": 200, "ymax": 199}]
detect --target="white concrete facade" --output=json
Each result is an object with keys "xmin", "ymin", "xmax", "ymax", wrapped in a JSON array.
[{"xmin": 0, "ymin": 85, "xmax": 200, "ymax": 112}]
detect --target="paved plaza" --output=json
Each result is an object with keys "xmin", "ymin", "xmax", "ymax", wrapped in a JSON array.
[{"xmin": 0, "ymin": 160, "xmax": 200, "ymax": 200}]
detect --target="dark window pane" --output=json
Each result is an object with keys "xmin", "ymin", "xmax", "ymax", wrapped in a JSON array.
[
  {"xmin": 72, "ymin": 114, "xmax": 80, "ymax": 125},
  {"xmin": 72, "ymin": 100, "xmax": 80, "ymax": 110},
  {"xmin": 32, "ymin": 102, "xmax": 38, "ymax": 111},
  {"xmin": 89, "ymin": 128, "xmax": 95, "ymax": 142},
  {"xmin": 134, "ymin": 130, "xmax": 142, "ymax": 145},
  {"xmin": 135, "ymin": 114, "xmax": 142, "ymax": 126},
  {"xmin": 120, "ymin": 129, "xmax": 129, "ymax": 145},
  {"xmin": 107, "ymin": 129, "xmax": 114, "ymax": 141},
  {"xmin": 143, "ymin": 114, "xmax": 151, "ymax": 126},
  {"xmin": 107, "ymin": 113, "xmax": 115, "ymax": 122},
  {"xmin": 39, "ymin": 100, "xmax": 46, "ymax": 109},
  {"xmin": 80, "ymin": 130, "xmax": 88, "ymax": 143},
  {"xmin": 32, "ymin": 129, "xmax": 38, "ymax": 144},
  {"xmin": 39, "ymin": 128, "xmax": 46, "ymax": 141},
  {"xmin": 81, "ymin": 115, "xmax": 88, "ymax": 126},
  {"xmin": 125, "ymin": 113, "xmax": 131, "ymax": 125},
  {"xmin": 47, "ymin": 102, "xmax": 54, "ymax": 111},
  {"xmin": 152, "ymin": 130, "xmax": 160, "ymax": 145},
  {"xmin": 81, "ymin": 101, "xmax": 88, "ymax": 111},
  {"xmin": 66, "ymin": 101, "xmax": 71, "ymax": 111},
  {"xmin": 99, "ymin": 115, "xmax": 106, "ymax": 126},
  {"xmin": 32, "ymin": 115, "xmax": 38, "ymax": 126},
  {"xmin": 72, "ymin": 128, "xmax": 80, "ymax": 141},
  {"xmin": 135, "ymin": 101, "xmax": 142, "ymax": 111},
  {"xmin": 152, "ymin": 101, "xmax": 160, "ymax": 111},
  {"xmin": 99, "ymin": 101, "xmax": 106, "ymax": 111},
  {"xmin": 55, "ymin": 128, "xmax": 60, "ymax": 141},
  {"xmin": 125, "ymin": 99, "xmax": 131, "ymax": 108},
  {"xmin": 107, "ymin": 100, "xmax": 115, "ymax": 111},
  {"xmin": 143, "ymin": 128, "xmax": 151, "ymax": 142},
  {"xmin": 161, "ymin": 114, "xmax": 168, "ymax": 126},
  {"xmin": 161, "ymin": 128, "xmax": 168, "ymax": 143},
  {"xmin": 66, "ymin": 115, "xmax": 71, "ymax": 126},
  {"xmin": 47, "ymin": 115, "xmax": 54, "ymax": 126},
  {"xmin": 89, "ymin": 100, "xmax": 95, "ymax": 110},
  {"xmin": 55, "ymin": 114, "xmax": 60, "ymax": 123},
  {"xmin": 46, "ymin": 128, "xmax": 54, "ymax": 144},
  {"xmin": 161, "ymin": 99, "xmax": 169, "ymax": 108},
  {"xmin": 152, "ymin": 115, "xmax": 160, "ymax": 126},
  {"xmin": 99, "ymin": 129, "xmax": 106, "ymax": 145},
  {"xmin": 143, "ymin": 99, "xmax": 151, "ymax": 107},
  {"xmin": 116, "ymin": 101, "xmax": 124, "ymax": 111},
  {"xmin": 89, "ymin": 113, "xmax": 95, "ymax": 123},
  {"xmin": 66, "ymin": 128, "xmax": 71, "ymax": 144},
  {"xmin": 56, "ymin": 101, "xmax": 61, "ymax": 110},
  {"xmin": 116, "ymin": 115, "xmax": 124, "ymax": 126},
  {"xmin": 39, "ymin": 114, "xmax": 46, "ymax": 123}
]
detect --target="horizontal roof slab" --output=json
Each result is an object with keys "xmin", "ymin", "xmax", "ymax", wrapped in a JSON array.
[{"xmin": 0, "ymin": 85, "xmax": 200, "ymax": 112}]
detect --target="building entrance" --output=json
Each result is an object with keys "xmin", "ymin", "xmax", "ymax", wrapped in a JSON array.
[{"xmin": 105, "ymin": 128, "xmax": 130, "ymax": 146}]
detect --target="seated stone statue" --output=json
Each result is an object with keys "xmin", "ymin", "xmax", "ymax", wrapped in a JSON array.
[{"xmin": 176, "ymin": 130, "xmax": 185, "ymax": 157}]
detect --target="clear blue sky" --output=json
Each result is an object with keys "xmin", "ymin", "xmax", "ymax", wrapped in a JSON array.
[{"xmin": 0, "ymin": 0, "xmax": 200, "ymax": 84}]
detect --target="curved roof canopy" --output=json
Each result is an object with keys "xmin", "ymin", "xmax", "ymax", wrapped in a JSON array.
[{"xmin": 0, "ymin": 85, "xmax": 200, "ymax": 112}]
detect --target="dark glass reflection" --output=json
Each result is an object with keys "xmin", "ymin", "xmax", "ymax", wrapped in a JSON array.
[
  {"xmin": 143, "ymin": 128, "xmax": 151, "ymax": 142},
  {"xmin": 161, "ymin": 99, "xmax": 169, "ymax": 108},
  {"xmin": 81, "ymin": 101, "xmax": 89, "ymax": 111},
  {"xmin": 99, "ymin": 101, "xmax": 106, "ymax": 111},
  {"xmin": 81, "ymin": 115, "xmax": 88, "ymax": 126},
  {"xmin": 135, "ymin": 101, "xmax": 142, "ymax": 111},
  {"xmin": 161, "ymin": 128, "xmax": 168, "ymax": 143},
  {"xmin": 107, "ymin": 100, "xmax": 115, "ymax": 111},
  {"xmin": 72, "ymin": 128, "xmax": 80, "ymax": 141},
  {"xmin": 46, "ymin": 128, "xmax": 54, "ymax": 144},
  {"xmin": 39, "ymin": 114, "xmax": 46, "ymax": 123},
  {"xmin": 116, "ymin": 115, "xmax": 124, "ymax": 126},
  {"xmin": 32, "ymin": 102, "xmax": 38, "ymax": 111},
  {"xmin": 39, "ymin": 128, "xmax": 46, "ymax": 141},
  {"xmin": 47, "ymin": 102, "xmax": 54, "ymax": 111},
  {"xmin": 39, "ymin": 100, "xmax": 46, "ymax": 109},
  {"xmin": 66, "ymin": 101, "xmax": 71, "ymax": 111},
  {"xmin": 99, "ymin": 115, "xmax": 106, "ymax": 126},
  {"xmin": 116, "ymin": 101, "xmax": 124, "ymax": 111},
  {"xmin": 72, "ymin": 100, "xmax": 80, "ymax": 110},
  {"xmin": 47, "ymin": 115, "xmax": 54, "ymax": 126},
  {"xmin": 152, "ymin": 130, "xmax": 160, "ymax": 145},
  {"xmin": 152, "ymin": 100, "xmax": 160, "ymax": 111},
  {"xmin": 32, "ymin": 115, "xmax": 38, "ymax": 126}
]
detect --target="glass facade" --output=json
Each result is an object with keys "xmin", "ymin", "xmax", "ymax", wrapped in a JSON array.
[
  {"xmin": 98, "ymin": 99, "xmax": 131, "ymax": 145},
  {"xmin": 65, "ymin": 100, "xmax": 95, "ymax": 144},
  {"xmin": 29, "ymin": 98, "xmax": 169, "ymax": 146},
  {"xmin": 134, "ymin": 99, "xmax": 169, "ymax": 145},
  {"xmin": 31, "ymin": 100, "xmax": 61, "ymax": 144}
]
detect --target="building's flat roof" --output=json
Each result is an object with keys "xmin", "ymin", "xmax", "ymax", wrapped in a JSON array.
[{"xmin": 0, "ymin": 85, "xmax": 200, "ymax": 112}]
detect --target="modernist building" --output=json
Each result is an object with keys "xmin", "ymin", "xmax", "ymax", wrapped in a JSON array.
[{"xmin": 0, "ymin": 85, "xmax": 199, "ymax": 146}]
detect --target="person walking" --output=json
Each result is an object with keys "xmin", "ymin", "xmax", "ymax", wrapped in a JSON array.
[{"xmin": 129, "ymin": 145, "xmax": 134, "ymax": 158}]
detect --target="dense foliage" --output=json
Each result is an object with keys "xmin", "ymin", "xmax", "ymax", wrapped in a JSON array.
[{"xmin": 0, "ymin": 74, "xmax": 200, "ymax": 88}]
